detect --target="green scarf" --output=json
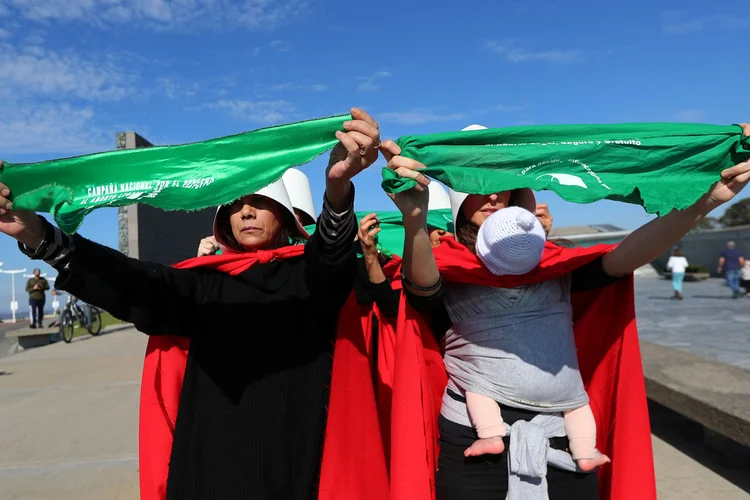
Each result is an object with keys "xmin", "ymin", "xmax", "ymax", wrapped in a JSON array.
[
  {"xmin": 383, "ymin": 123, "xmax": 750, "ymax": 216},
  {"xmin": 3, "ymin": 119, "xmax": 749, "ymax": 235},
  {"xmin": 302, "ymin": 209, "xmax": 451, "ymax": 258},
  {"xmin": 1, "ymin": 115, "xmax": 349, "ymax": 233}
]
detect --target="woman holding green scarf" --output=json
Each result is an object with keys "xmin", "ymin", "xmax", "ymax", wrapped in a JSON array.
[
  {"xmin": 0, "ymin": 109, "xmax": 382, "ymax": 500},
  {"xmin": 379, "ymin": 122, "xmax": 750, "ymax": 500}
]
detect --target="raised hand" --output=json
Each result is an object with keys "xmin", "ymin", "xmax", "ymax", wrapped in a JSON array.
[
  {"xmin": 357, "ymin": 213, "xmax": 381, "ymax": 258},
  {"xmin": 535, "ymin": 203, "xmax": 553, "ymax": 236},
  {"xmin": 327, "ymin": 108, "xmax": 381, "ymax": 183},
  {"xmin": 380, "ymin": 140, "xmax": 431, "ymax": 220},
  {"xmin": 197, "ymin": 236, "xmax": 220, "ymax": 257},
  {"xmin": 0, "ymin": 162, "xmax": 45, "ymax": 248}
]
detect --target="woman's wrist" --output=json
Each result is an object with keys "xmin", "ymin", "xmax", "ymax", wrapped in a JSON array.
[
  {"xmin": 402, "ymin": 213, "xmax": 428, "ymax": 232},
  {"xmin": 17, "ymin": 215, "xmax": 47, "ymax": 250}
]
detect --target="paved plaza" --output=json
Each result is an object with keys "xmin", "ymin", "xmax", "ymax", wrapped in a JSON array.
[
  {"xmin": 0, "ymin": 277, "xmax": 748, "ymax": 499},
  {"xmin": 635, "ymin": 276, "xmax": 750, "ymax": 370}
]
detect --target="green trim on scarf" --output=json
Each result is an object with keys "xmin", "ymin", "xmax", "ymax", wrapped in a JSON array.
[{"xmin": 383, "ymin": 122, "xmax": 750, "ymax": 216}]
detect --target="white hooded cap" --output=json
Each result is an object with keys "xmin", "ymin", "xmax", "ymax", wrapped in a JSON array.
[
  {"xmin": 282, "ymin": 168, "xmax": 316, "ymax": 223},
  {"xmin": 427, "ymin": 181, "xmax": 452, "ymax": 211},
  {"xmin": 212, "ymin": 177, "xmax": 309, "ymax": 252},
  {"xmin": 476, "ymin": 206, "xmax": 546, "ymax": 276},
  {"xmin": 448, "ymin": 124, "xmax": 488, "ymax": 225}
]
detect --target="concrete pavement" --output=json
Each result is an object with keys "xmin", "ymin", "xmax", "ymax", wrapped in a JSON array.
[
  {"xmin": 0, "ymin": 328, "xmax": 143, "ymax": 500},
  {"xmin": 1, "ymin": 299, "xmax": 749, "ymax": 499}
]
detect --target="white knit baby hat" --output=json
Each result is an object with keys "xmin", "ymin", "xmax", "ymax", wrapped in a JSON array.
[{"xmin": 476, "ymin": 206, "xmax": 546, "ymax": 276}]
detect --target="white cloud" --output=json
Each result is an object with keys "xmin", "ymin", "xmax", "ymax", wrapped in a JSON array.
[
  {"xmin": 491, "ymin": 104, "xmax": 526, "ymax": 112},
  {"xmin": 23, "ymin": 33, "xmax": 45, "ymax": 45},
  {"xmin": 0, "ymin": 28, "xmax": 11, "ymax": 39},
  {"xmin": 358, "ymin": 70, "xmax": 391, "ymax": 92},
  {"xmin": 662, "ymin": 14, "xmax": 750, "ymax": 36},
  {"xmin": 486, "ymin": 41, "xmax": 587, "ymax": 63},
  {"xmin": 0, "ymin": 102, "xmax": 111, "ymax": 154},
  {"xmin": 2, "ymin": 0, "xmax": 309, "ymax": 31},
  {"xmin": 207, "ymin": 99, "xmax": 295, "ymax": 123},
  {"xmin": 379, "ymin": 109, "xmax": 468, "ymax": 125},
  {"xmin": 269, "ymin": 82, "xmax": 327, "ymax": 92},
  {"xmin": 269, "ymin": 40, "xmax": 290, "ymax": 52},
  {"xmin": 0, "ymin": 42, "xmax": 132, "ymax": 101},
  {"xmin": 673, "ymin": 109, "xmax": 706, "ymax": 122},
  {"xmin": 157, "ymin": 77, "xmax": 199, "ymax": 99}
]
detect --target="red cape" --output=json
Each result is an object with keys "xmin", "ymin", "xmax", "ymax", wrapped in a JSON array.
[
  {"xmin": 138, "ymin": 248, "xmax": 397, "ymax": 500},
  {"xmin": 138, "ymin": 247, "xmax": 305, "ymax": 500},
  {"xmin": 385, "ymin": 238, "xmax": 656, "ymax": 500}
]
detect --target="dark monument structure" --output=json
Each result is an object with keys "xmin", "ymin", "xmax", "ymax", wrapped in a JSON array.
[{"xmin": 115, "ymin": 132, "xmax": 216, "ymax": 265}]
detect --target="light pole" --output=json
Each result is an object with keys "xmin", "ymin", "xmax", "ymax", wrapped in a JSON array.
[{"xmin": 2, "ymin": 269, "xmax": 27, "ymax": 323}]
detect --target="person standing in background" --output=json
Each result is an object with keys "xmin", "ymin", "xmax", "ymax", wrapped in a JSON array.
[
  {"xmin": 25, "ymin": 268, "xmax": 49, "ymax": 328},
  {"xmin": 718, "ymin": 241, "xmax": 745, "ymax": 298},
  {"xmin": 740, "ymin": 260, "xmax": 750, "ymax": 296},
  {"xmin": 667, "ymin": 248, "xmax": 689, "ymax": 300}
]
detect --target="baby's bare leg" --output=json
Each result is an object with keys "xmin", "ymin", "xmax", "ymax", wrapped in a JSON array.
[
  {"xmin": 564, "ymin": 404, "xmax": 610, "ymax": 471},
  {"xmin": 464, "ymin": 392, "xmax": 506, "ymax": 457}
]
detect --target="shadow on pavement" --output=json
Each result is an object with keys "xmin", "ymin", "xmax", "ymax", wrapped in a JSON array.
[{"xmin": 649, "ymin": 400, "xmax": 750, "ymax": 494}]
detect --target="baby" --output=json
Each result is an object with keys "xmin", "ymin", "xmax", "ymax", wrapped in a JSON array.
[{"xmin": 452, "ymin": 206, "xmax": 609, "ymax": 472}]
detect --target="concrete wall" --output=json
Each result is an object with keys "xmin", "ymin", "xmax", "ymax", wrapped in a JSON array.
[
  {"xmin": 115, "ymin": 132, "xmax": 218, "ymax": 266},
  {"xmin": 654, "ymin": 226, "xmax": 750, "ymax": 276}
]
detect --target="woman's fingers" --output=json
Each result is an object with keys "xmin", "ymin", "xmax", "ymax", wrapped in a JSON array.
[
  {"xmin": 387, "ymin": 155, "xmax": 426, "ymax": 172},
  {"xmin": 379, "ymin": 140, "xmax": 401, "ymax": 162},
  {"xmin": 343, "ymin": 130, "xmax": 374, "ymax": 151},
  {"xmin": 728, "ymin": 163, "xmax": 750, "ymax": 188},
  {"xmin": 334, "ymin": 130, "xmax": 361, "ymax": 156},
  {"xmin": 359, "ymin": 213, "xmax": 378, "ymax": 230},
  {"xmin": 722, "ymin": 160, "xmax": 750, "ymax": 179},
  {"xmin": 350, "ymin": 108, "xmax": 379, "ymax": 130},
  {"xmin": 344, "ymin": 120, "xmax": 380, "ymax": 143}
]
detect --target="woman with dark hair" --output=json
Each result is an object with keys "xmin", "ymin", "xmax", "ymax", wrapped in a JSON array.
[
  {"xmin": 379, "ymin": 121, "xmax": 750, "ymax": 500},
  {"xmin": 667, "ymin": 248, "xmax": 689, "ymax": 300},
  {"xmin": 0, "ymin": 108, "xmax": 382, "ymax": 500}
]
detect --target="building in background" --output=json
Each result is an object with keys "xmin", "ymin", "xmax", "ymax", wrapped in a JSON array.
[
  {"xmin": 549, "ymin": 224, "xmax": 631, "ymax": 247},
  {"xmin": 655, "ymin": 225, "xmax": 750, "ymax": 277},
  {"xmin": 116, "ymin": 132, "xmax": 216, "ymax": 266}
]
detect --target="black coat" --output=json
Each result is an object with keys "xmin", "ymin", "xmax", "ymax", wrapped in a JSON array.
[{"xmin": 55, "ymin": 226, "xmax": 356, "ymax": 500}]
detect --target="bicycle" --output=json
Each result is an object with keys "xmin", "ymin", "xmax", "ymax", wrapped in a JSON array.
[{"xmin": 59, "ymin": 296, "xmax": 103, "ymax": 344}]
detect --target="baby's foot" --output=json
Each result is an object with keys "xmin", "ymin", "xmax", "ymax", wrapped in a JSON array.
[
  {"xmin": 576, "ymin": 452, "xmax": 610, "ymax": 472},
  {"xmin": 464, "ymin": 436, "xmax": 505, "ymax": 457}
]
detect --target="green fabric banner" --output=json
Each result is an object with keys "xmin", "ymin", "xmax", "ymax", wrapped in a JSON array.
[
  {"xmin": 1, "ymin": 114, "xmax": 350, "ymax": 233},
  {"xmin": 383, "ymin": 123, "xmax": 750, "ymax": 216},
  {"xmin": 3, "ymin": 118, "xmax": 749, "ymax": 235},
  {"xmin": 302, "ymin": 209, "xmax": 451, "ymax": 258}
]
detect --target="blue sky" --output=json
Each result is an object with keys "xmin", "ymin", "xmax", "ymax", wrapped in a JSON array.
[{"xmin": 0, "ymin": 0, "xmax": 749, "ymax": 311}]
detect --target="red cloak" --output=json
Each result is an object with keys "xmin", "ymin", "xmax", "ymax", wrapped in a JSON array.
[
  {"xmin": 384, "ymin": 238, "xmax": 656, "ymax": 500},
  {"xmin": 138, "ymin": 248, "xmax": 395, "ymax": 500},
  {"xmin": 138, "ymin": 247, "xmax": 306, "ymax": 500}
]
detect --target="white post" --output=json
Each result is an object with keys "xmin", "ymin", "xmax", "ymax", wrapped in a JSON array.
[
  {"xmin": 3, "ymin": 269, "xmax": 27, "ymax": 324},
  {"xmin": 49, "ymin": 276, "xmax": 59, "ymax": 315}
]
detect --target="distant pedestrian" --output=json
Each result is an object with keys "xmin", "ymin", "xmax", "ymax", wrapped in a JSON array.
[
  {"xmin": 717, "ymin": 241, "xmax": 745, "ymax": 298},
  {"xmin": 25, "ymin": 268, "xmax": 49, "ymax": 328},
  {"xmin": 667, "ymin": 248, "xmax": 688, "ymax": 300},
  {"xmin": 740, "ymin": 260, "xmax": 750, "ymax": 296}
]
